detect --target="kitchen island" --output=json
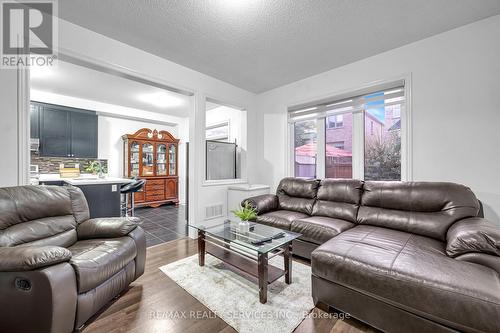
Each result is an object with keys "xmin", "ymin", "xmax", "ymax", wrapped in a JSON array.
[{"xmin": 39, "ymin": 174, "xmax": 133, "ymax": 218}]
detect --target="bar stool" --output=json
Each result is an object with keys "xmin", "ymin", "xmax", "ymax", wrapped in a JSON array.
[{"xmin": 120, "ymin": 179, "xmax": 146, "ymax": 217}]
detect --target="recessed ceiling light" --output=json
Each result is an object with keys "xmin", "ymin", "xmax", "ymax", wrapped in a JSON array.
[
  {"xmin": 219, "ymin": 0, "xmax": 251, "ymax": 9},
  {"xmin": 138, "ymin": 92, "xmax": 184, "ymax": 108}
]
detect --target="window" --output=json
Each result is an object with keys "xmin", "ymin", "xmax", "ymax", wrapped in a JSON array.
[
  {"xmin": 364, "ymin": 109, "xmax": 401, "ymax": 181},
  {"xmin": 332, "ymin": 141, "xmax": 344, "ymax": 150},
  {"xmin": 325, "ymin": 114, "xmax": 352, "ymax": 178},
  {"xmin": 289, "ymin": 82, "xmax": 407, "ymax": 181},
  {"xmin": 392, "ymin": 105, "xmax": 401, "ymax": 119},
  {"xmin": 294, "ymin": 119, "xmax": 317, "ymax": 178},
  {"xmin": 327, "ymin": 114, "xmax": 343, "ymax": 128},
  {"xmin": 205, "ymin": 100, "xmax": 245, "ymax": 181}
]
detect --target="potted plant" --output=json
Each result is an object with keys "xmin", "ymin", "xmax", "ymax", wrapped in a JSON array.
[
  {"xmin": 231, "ymin": 202, "xmax": 257, "ymax": 232},
  {"xmin": 85, "ymin": 161, "xmax": 108, "ymax": 178}
]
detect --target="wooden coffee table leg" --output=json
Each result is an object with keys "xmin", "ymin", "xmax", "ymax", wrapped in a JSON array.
[
  {"xmin": 198, "ymin": 230, "xmax": 205, "ymax": 266},
  {"xmin": 258, "ymin": 252, "xmax": 268, "ymax": 304},
  {"xmin": 284, "ymin": 242, "xmax": 292, "ymax": 284}
]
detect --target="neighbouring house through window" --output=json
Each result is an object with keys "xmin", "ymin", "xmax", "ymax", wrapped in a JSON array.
[
  {"xmin": 293, "ymin": 119, "xmax": 317, "ymax": 178},
  {"xmin": 332, "ymin": 141, "xmax": 344, "ymax": 150},
  {"xmin": 392, "ymin": 105, "xmax": 401, "ymax": 119},
  {"xmin": 327, "ymin": 114, "xmax": 343, "ymax": 128},
  {"xmin": 289, "ymin": 82, "xmax": 406, "ymax": 181}
]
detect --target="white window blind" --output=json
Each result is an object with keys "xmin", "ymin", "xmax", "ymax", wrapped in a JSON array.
[{"xmin": 288, "ymin": 84, "xmax": 405, "ymax": 122}]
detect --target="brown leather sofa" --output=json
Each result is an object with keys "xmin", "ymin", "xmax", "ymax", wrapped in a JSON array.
[
  {"xmin": 244, "ymin": 177, "xmax": 500, "ymax": 333},
  {"xmin": 0, "ymin": 185, "xmax": 146, "ymax": 333}
]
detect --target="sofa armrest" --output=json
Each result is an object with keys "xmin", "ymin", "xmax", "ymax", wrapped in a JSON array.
[
  {"xmin": 242, "ymin": 194, "xmax": 279, "ymax": 215},
  {"xmin": 455, "ymin": 252, "xmax": 500, "ymax": 275},
  {"xmin": 0, "ymin": 246, "xmax": 72, "ymax": 272},
  {"xmin": 446, "ymin": 217, "xmax": 500, "ymax": 257},
  {"xmin": 77, "ymin": 217, "xmax": 139, "ymax": 240},
  {"xmin": 128, "ymin": 226, "xmax": 146, "ymax": 280},
  {"xmin": 0, "ymin": 262, "xmax": 77, "ymax": 332}
]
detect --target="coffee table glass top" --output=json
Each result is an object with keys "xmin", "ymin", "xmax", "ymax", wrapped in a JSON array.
[{"xmin": 192, "ymin": 221, "xmax": 301, "ymax": 254}]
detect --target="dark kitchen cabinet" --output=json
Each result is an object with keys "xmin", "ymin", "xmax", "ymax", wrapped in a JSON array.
[
  {"xmin": 40, "ymin": 105, "xmax": 71, "ymax": 157},
  {"xmin": 32, "ymin": 101, "xmax": 98, "ymax": 158},
  {"xmin": 70, "ymin": 111, "xmax": 98, "ymax": 158},
  {"xmin": 30, "ymin": 104, "xmax": 40, "ymax": 139}
]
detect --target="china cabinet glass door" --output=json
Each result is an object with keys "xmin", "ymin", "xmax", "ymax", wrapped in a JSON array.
[
  {"xmin": 168, "ymin": 144, "xmax": 177, "ymax": 176},
  {"xmin": 130, "ymin": 141, "xmax": 140, "ymax": 177},
  {"xmin": 141, "ymin": 143, "xmax": 154, "ymax": 176},
  {"xmin": 156, "ymin": 144, "xmax": 167, "ymax": 176}
]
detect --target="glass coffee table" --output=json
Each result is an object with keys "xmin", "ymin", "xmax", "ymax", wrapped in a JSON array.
[{"xmin": 192, "ymin": 220, "xmax": 301, "ymax": 304}]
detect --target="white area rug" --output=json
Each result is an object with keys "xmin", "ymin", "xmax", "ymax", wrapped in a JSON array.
[{"xmin": 159, "ymin": 254, "xmax": 314, "ymax": 333}]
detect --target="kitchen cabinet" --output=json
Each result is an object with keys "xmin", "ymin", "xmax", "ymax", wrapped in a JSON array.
[
  {"xmin": 39, "ymin": 104, "xmax": 70, "ymax": 157},
  {"xmin": 38, "ymin": 175, "xmax": 133, "ymax": 218},
  {"xmin": 30, "ymin": 104, "xmax": 40, "ymax": 139},
  {"xmin": 65, "ymin": 179, "xmax": 132, "ymax": 218},
  {"xmin": 31, "ymin": 101, "xmax": 98, "ymax": 158},
  {"xmin": 70, "ymin": 110, "xmax": 98, "ymax": 158},
  {"xmin": 123, "ymin": 128, "xmax": 179, "ymax": 207},
  {"xmin": 165, "ymin": 178, "xmax": 178, "ymax": 199}
]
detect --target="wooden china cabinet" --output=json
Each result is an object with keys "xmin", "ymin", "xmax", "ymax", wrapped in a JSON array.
[{"xmin": 122, "ymin": 128, "xmax": 179, "ymax": 207}]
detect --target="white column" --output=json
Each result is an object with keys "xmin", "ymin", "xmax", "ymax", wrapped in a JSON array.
[{"xmin": 352, "ymin": 111, "xmax": 365, "ymax": 180}]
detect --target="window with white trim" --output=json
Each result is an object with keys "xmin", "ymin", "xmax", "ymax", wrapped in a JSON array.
[
  {"xmin": 289, "ymin": 82, "xmax": 407, "ymax": 181},
  {"xmin": 326, "ymin": 114, "xmax": 343, "ymax": 128}
]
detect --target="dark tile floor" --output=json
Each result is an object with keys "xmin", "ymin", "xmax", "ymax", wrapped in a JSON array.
[{"xmin": 134, "ymin": 204, "xmax": 188, "ymax": 247}]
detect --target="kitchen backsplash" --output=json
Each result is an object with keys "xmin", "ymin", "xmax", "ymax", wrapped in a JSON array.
[{"xmin": 31, "ymin": 152, "xmax": 108, "ymax": 174}]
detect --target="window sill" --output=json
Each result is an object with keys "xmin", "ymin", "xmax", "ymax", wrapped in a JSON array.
[{"xmin": 202, "ymin": 179, "xmax": 247, "ymax": 187}]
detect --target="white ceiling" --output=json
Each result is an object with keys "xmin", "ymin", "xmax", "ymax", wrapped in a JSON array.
[
  {"xmin": 30, "ymin": 61, "xmax": 191, "ymax": 117},
  {"xmin": 57, "ymin": 0, "xmax": 500, "ymax": 93}
]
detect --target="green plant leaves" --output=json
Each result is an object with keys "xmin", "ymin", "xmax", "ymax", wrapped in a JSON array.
[{"xmin": 231, "ymin": 201, "xmax": 257, "ymax": 221}]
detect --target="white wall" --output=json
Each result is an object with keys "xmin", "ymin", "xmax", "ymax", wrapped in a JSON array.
[
  {"xmin": 0, "ymin": 71, "xmax": 19, "ymax": 187},
  {"xmin": 255, "ymin": 14, "xmax": 500, "ymax": 225},
  {"xmin": 30, "ymin": 90, "xmax": 189, "ymax": 204}
]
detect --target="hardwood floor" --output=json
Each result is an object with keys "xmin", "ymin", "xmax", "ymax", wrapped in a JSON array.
[{"xmin": 82, "ymin": 237, "xmax": 377, "ymax": 333}]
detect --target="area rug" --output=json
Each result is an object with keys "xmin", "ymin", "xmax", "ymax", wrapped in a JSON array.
[{"xmin": 159, "ymin": 254, "xmax": 314, "ymax": 333}]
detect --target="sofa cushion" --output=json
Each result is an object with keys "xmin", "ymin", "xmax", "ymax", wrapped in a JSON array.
[
  {"xmin": 358, "ymin": 181, "xmax": 480, "ymax": 241},
  {"xmin": 291, "ymin": 216, "xmax": 354, "ymax": 244},
  {"xmin": 0, "ymin": 186, "xmax": 89, "ymax": 247},
  {"xmin": 312, "ymin": 225, "xmax": 500, "ymax": 333},
  {"xmin": 256, "ymin": 210, "xmax": 309, "ymax": 230},
  {"xmin": 312, "ymin": 179, "xmax": 363, "ymax": 222},
  {"xmin": 0, "ymin": 186, "xmax": 73, "ymax": 229},
  {"xmin": 68, "ymin": 237, "xmax": 137, "ymax": 293},
  {"xmin": 66, "ymin": 185, "xmax": 90, "ymax": 224},
  {"xmin": 0, "ymin": 215, "xmax": 77, "ymax": 247},
  {"xmin": 276, "ymin": 177, "xmax": 319, "ymax": 214}
]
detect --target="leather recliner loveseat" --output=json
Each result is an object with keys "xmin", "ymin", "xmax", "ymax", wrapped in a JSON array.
[
  {"xmin": 0, "ymin": 185, "xmax": 146, "ymax": 333},
  {"xmin": 244, "ymin": 177, "xmax": 500, "ymax": 333}
]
